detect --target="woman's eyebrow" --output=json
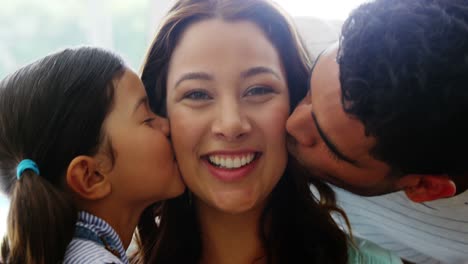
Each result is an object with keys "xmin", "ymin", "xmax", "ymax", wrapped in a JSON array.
[
  {"xmin": 240, "ymin": 66, "xmax": 281, "ymax": 80},
  {"xmin": 174, "ymin": 72, "xmax": 213, "ymax": 88}
]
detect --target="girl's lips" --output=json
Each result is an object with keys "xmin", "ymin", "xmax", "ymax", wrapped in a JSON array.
[{"xmin": 202, "ymin": 152, "xmax": 261, "ymax": 182}]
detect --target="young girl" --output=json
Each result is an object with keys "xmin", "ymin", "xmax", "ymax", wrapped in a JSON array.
[{"xmin": 0, "ymin": 47, "xmax": 185, "ymax": 263}]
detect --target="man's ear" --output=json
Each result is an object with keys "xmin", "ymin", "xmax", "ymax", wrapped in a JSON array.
[
  {"xmin": 396, "ymin": 174, "xmax": 456, "ymax": 203},
  {"xmin": 66, "ymin": 156, "xmax": 111, "ymax": 200}
]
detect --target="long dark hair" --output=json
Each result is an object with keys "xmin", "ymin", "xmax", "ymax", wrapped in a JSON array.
[
  {"xmin": 0, "ymin": 47, "xmax": 124, "ymax": 263},
  {"xmin": 134, "ymin": 0, "xmax": 349, "ymax": 263}
]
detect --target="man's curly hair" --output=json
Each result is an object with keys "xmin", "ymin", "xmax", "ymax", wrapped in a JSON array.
[{"xmin": 337, "ymin": 0, "xmax": 468, "ymax": 175}]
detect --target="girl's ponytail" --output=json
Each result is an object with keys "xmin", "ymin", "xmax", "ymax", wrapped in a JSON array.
[{"xmin": 2, "ymin": 170, "xmax": 76, "ymax": 264}]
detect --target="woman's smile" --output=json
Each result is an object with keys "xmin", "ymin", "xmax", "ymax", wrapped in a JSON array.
[{"xmin": 202, "ymin": 151, "xmax": 262, "ymax": 182}]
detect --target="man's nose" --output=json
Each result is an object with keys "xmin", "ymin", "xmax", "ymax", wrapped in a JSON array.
[{"xmin": 286, "ymin": 99, "xmax": 318, "ymax": 147}]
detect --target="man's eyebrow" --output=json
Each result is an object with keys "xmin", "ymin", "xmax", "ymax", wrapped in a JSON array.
[
  {"xmin": 311, "ymin": 113, "xmax": 358, "ymax": 165},
  {"xmin": 174, "ymin": 72, "xmax": 213, "ymax": 88},
  {"xmin": 240, "ymin": 66, "xmax": 281, "ymax": 80}
]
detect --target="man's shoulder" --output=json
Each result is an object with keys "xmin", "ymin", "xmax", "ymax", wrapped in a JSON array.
[
  {"xmin": 331, "ymin": 186, "xmax": 468, "ymax": 263},
  {"xmin": 333, "ymin": 186, "xmax": 468, "ymax": 215}
]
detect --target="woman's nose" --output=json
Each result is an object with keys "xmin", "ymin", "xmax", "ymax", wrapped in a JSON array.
[{"xmin": 211, "ymin": 102, "xmax": 252, "ymax": 141}]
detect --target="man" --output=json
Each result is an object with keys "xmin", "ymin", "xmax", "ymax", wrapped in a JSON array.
[{"xmin": 286, "ymin": 0, "xmax": 468, "ymax": 263}]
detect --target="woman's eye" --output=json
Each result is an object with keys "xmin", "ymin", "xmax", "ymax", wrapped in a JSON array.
[
  {"xmin": 183, "ymin": 90, "xmax": 211, "ymax": 100},
  {"xmin": 244, "ymin": 86, "xmax": 275, "ymax": 96}
]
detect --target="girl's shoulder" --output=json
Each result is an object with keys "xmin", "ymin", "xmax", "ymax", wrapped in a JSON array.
[
  {"xmin": 64, "ymin": 238, "xmax": 125, "ymax": 264},
  {"xmin": 347, "ymin": 236, "xmax": 403, "ymax": 264}
]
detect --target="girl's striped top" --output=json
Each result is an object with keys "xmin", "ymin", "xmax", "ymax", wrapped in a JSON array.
[{"xmin": 64, "ymin": 211, "xmax": 129, "ymax": 264}]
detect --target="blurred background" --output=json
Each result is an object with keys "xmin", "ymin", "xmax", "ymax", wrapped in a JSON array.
[{"xmin": 0, "ymin": 0, "xmax": 367, "ymax": 237}]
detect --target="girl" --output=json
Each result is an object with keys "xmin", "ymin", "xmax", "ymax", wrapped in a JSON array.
[{"xmin": 0, "ymin": 47, "xmax": 185, "ymax": 263}]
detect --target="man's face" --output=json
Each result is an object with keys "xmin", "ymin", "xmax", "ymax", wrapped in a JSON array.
[{"xmin": 286, "ymin": 45, "xmax": 398, "ymax": 196}]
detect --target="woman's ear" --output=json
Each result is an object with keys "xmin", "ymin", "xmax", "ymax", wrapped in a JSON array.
[
  {"xmin": 396, "ymin": 174, "xmax": 456, "ymax": 203},
  {"xmin": 66, "ymin": 156, "xmax": 112, "ymax": 200}
]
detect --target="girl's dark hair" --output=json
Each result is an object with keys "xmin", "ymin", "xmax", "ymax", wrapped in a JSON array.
[
  {"xmin": 134, "ymin": 0, "xmax": 349, "ymax": 263},
  {"xmin": 0, "ymin": 47, "xmax": 125, "ymax": 263}
]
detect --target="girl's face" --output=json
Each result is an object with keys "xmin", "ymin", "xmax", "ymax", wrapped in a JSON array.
[
  {"xmin": 101, "ymin": 69, "xmax": 185, "ymax": 207},
  {"xmin": 166, "ymin": 19, "xmax": 290, "ymax": 214}
]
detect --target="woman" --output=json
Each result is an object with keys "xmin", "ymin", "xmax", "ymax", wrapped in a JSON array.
[{"xmin": 134, "ymin": 0, "xmax": 402, "ymax": 263}]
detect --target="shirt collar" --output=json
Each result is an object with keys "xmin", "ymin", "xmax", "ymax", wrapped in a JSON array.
[{"xmin": 76, "ymin": 211, "xmax": 129, "ymax": 263}]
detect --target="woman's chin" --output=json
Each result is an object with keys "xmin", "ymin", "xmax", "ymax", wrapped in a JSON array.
[{"xmin": 207, "ymin": 190, "xmax": 263, "ymax": 215}]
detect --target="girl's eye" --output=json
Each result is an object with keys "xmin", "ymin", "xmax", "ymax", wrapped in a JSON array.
[
  {"xmin": 244, "ymin": 86, "xmax": 275, "ymax": 96},
  {"xmin": 143, "ymin": 117, "xmax": 155, "ymax": 127},
  {"xmin": 183, "ymin": 90, "xmax": 212, "ymax": 100}
]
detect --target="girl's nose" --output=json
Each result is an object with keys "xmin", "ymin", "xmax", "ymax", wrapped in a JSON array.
[{"xmin": 155, "ymin": 115, "xmax": 170, "ymax": 137}]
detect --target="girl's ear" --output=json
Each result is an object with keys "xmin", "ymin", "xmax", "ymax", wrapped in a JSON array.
[{"xmin": 66, "ymin": 156, "xmax": 111, "ymax": 200}]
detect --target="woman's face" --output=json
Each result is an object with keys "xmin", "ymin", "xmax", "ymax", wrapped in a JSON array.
[
  {"xmin": 166, "ymin": 19, "xmax": 290, "ymax": 214},
  {"xmin": 101, "ymin": 69, "xmax": 185, "ymax": 207}
]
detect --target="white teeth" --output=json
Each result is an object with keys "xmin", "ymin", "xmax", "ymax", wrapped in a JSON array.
[
  {"xmin": 208, "ymin": 153, "xmax": 256, "ymax": 169},
  {"xmin": 233, "ymin": 157, "xmax": 241, "ymax": 168},
  {"xmin": 226, "ymin": 158, "xmax": 233, "ymax": 168}
]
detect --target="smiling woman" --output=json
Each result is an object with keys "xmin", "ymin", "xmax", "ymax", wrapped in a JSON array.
[
  {"xmin": 125, "ymin": 0, "xmax": 413, "ymax": 263},
  {"xmin": 132, "ymin": 0, "xmax": 356, "ymax": 263},
  {"xmin": 166, "ymin": 19, "xmax": 291, "ymax": 214}
]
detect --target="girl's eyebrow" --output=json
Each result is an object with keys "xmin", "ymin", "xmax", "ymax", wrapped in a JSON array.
[{"xmin": 133, "ymin": 96, "xmax": 148, "ymax": 115}]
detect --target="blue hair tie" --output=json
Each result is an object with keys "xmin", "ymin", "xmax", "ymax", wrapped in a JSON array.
[{"xmin": 16, "ymin": 159, "xmax": 40, "ymax": 180}]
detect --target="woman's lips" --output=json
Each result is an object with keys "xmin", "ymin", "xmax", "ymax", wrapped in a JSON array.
[{"xmin": 202, "ymin": 152, "xmax": 261, "ymax": 182}]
